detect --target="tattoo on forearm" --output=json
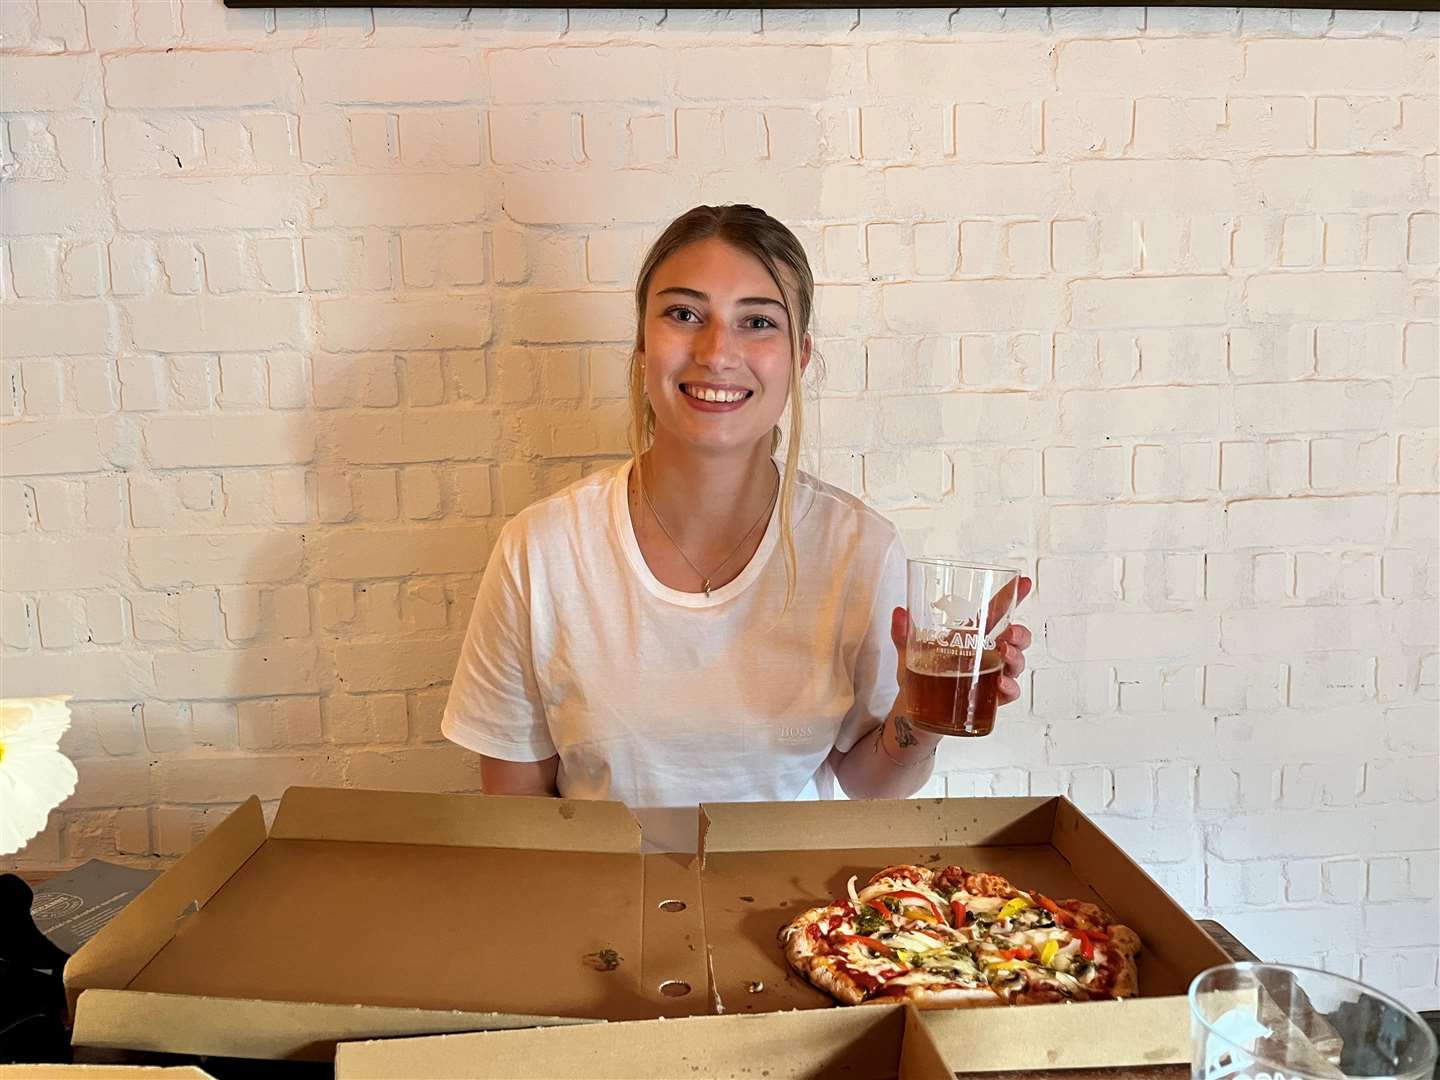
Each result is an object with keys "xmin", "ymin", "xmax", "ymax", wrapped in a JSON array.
[{"xmin": 892, "ymin": 715, "xmax": 919, "ymax": 748}]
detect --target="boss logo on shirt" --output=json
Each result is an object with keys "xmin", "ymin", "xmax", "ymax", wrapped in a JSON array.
[{"xmin": 779, "ymin": 725, "xmax": 813, "ymax": 741}]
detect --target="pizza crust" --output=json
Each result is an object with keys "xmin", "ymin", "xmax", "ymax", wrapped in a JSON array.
[
  {"xmin": 1098, "ymin": 922, "xmax": 1142, "ymax": 999},
  {"xmin": 806, "ymin": 957, "xmax": 873, "ymax": 1006}
]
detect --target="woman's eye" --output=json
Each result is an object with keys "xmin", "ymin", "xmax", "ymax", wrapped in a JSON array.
[
  {"xmin": 666, "ymin": 306, "xmax": 699, "ymax": 323},
  {"xmin": 744, "ymin": 316, "xmax": 778, "ymax": 330}
]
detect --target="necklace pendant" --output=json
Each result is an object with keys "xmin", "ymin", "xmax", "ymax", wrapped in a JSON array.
[{"xmin": 703, "ymin": 579, "xmax": 712, "ymax": 597}]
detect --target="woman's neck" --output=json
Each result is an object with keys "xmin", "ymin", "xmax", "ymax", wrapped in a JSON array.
[{"xmin": 639, "ymin": 434, "xmax": 778, "ymax": 555}]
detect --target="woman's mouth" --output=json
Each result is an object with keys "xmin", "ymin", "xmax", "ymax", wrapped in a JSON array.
[{"xmin": 680, "ymin": 383, "xmax": 753, "ymax": 410}]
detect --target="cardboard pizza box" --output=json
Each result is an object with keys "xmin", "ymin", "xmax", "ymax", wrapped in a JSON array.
[
  {"xmin": 696, "ymin": 795, "xmax": 1227, "ymax": 1071},
  {"xmin": 333, "ymin": 1002, "xmax": 952, "ymax": 1080},
  {"xmin": 67, "ymin": 788, "xmax": 1224, "ymax": 1070},
  {"xmin": 66, "ymin": 787, "xmax": 708, "ymax": 1060}
]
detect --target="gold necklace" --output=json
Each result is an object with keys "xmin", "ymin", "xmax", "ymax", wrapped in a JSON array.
[{"xmin": 639, "ymin": 463, "xmax": 779, "ymax": 597}]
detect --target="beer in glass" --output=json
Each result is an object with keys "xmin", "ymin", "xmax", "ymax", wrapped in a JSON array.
[{"xmin": 904, "ymin": 559, "xmax": 1021, "ymax": 737}]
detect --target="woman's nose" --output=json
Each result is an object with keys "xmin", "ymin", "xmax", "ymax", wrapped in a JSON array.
[{"xmin": 694, "ymin": 322, "xmax": 737, "ymax": 369}]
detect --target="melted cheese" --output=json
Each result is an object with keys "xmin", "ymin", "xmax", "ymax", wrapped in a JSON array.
[
  {"xmin": 858, "ymin": 877, "xmax": 950, "ymax": 914},
  {"xmin": 885, "ymin": 930, "xmax": 950, "ymax": 953},
  {"xmin": 836, "ymin": 947, "xmax": 901, "ymax": 977}
]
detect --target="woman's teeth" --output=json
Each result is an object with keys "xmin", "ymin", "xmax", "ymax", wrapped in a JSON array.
[{"xmin": 683, "ymin": 385, "xmax": 750, "ymax": 404}]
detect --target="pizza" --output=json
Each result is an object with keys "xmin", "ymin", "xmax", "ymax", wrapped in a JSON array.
[{"xmin": 779, "ymin": 863, "xmax": 1141, "ymax": 1008}]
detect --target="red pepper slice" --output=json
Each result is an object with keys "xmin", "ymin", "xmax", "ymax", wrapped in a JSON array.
[
  {"xmin": 950, "ymin": 899, "xmax": 968, "ymax": 927},
  {"xmin": 1074, "ymin": 929, "xmax": 1095, "ymax": 961},
  {"xmin": 875, "ymin": 890, "xmax": 946, "ymax": 923},
  {"xmin": 999, "ymin": 946, "xmax": 1034, "ymax": 961},
  {"xmin": 1037, "ymin": 894, "xmax": 1076, "ymax": 928},
  {"xmin": 834, "ymin": 933, "xmax": 898, "ymax": 959},
  {"xmin": 865, "ymin": 899, "xmax": 892, "ymax": 920}
]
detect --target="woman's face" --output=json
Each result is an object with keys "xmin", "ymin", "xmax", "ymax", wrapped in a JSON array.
[{"xmin": 639, "ymin": 236, "xmax": 810, "ymax": 458}]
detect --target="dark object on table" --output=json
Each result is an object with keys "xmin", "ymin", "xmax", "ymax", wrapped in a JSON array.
[
  {"xmin": 0, "ymin": 873, "xmax": 71, "ymax": 1065},
  {"xmin": 31, "ymin": 858, "xmax": 161, "ymax": 955}
]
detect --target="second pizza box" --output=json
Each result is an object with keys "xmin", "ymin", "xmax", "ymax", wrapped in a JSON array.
[
  {"xmin": 333, "ymin": 1001, "xmax": 951, "ymax": 1079},
  {"xmin": 696, "ymin": 795, "xmax": 1227, "ymax": 1071},
  {"xmin": 66, "ymin": 786, "xmax": 709, "ymax": 1060}
]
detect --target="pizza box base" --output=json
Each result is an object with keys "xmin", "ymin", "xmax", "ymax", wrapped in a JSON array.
[
  {"xmin": 67, "ymin": 789, "xmax": 1224, "ymax": 1070},
  {"xmin": 696, "ymin": 796, "xmax": 1227, "ymax": 1071},
  {"xmin": 333, "ymin": 1001, "xmax": 953, "ymax": 1080},
  {"xmin": 65, "ymin": 788, "xmax": 709, "ymax": 1061}
]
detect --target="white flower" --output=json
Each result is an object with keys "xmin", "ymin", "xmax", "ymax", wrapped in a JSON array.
[{"xmin": 0, "ymin": 696, "xmax": 78, "ymax": 856}]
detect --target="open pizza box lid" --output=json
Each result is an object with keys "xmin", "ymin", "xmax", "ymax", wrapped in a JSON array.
[
  {"xmin": 333, "ymin": 1001, "xmax": 952, "ymax": 1079},
  {"xmin": 66, "ymin": 787, "xmax": 709, "ymax": 1060},
  {"xmin": 697, "ymin": 795, "xmax": 1225, "ymax": 1072}
]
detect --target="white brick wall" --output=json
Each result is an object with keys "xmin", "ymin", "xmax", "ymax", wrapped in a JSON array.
[{"xmin": 2, "ymin": 0, "xmax": 1437, "ymax": 1009}]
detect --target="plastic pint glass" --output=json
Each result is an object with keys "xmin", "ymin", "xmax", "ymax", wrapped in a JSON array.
[{"xmin": 904, "ymin": 559, "xmax": 1021, "ymax": 737}]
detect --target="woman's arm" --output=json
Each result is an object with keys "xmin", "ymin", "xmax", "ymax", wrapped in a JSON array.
[
  {"xmin": 834, "ymin": 707, "xmax": 943, "ymax": 799},
  {"xmin": 835, "ymin": 594, "xmax": 1032, "ymax": 800},
  {"xmin": 481, "ymin": 754, "xmax": 561, "ymax": 796}
]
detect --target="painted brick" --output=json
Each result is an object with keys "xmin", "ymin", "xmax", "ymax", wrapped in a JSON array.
[
  {"xmin": 1227, "ymin": 496, "xmax": 1389, "ymax": 548},
  {"xmin": 315, "ymin": 296, "xmax": 491, "ymax": 352},
  {"xmin": 1058, "ymin": 40, "xmax": 1242, "ymax": 95},
  {"xmin": 128, "ymin": 296, "xmax": 306, "ymax": 353},
  {"xmin": 869, "ymin": 43, "xmax": 1052, "ymax": 98},
  {"xmin": 1048, "ymin": 613, "xmax": 1216, "ymax": 663},
  {"xmin": 1048, "ymin": 502, "xmax": 1217, "ymax": 554},
  {"xmin": 2, "ymin": 181, "xmax": 109, "ymax": 238},
  {"xmin": 489, "ymin": 47, "xmax": 665, "ymax": 104},
  {"xmin": 2, "ymin": 419, "xmax": 105, "ymax": 476},
  {"xmin": 885, "ymin": 165, "xmax": 1064, "ymax": 220},
  {"xmin": 1060, "ymin": 386, "xmax": 1220, "ymax": 436},
  {"xmin": 1236, "ymin": 380, "xmax": 1392, "ymax": 434},
  {"xmin": 295, "ymin": 48, "xmax": 482, "ymax": 104},
  {"xmin": 882, "ymin": 281, "xmax": 1062, "ymax": 333},
  {"xmin": 1252, "ymin": 157, "xmax": 1421, "ymax": 212},
  {"xmin": 105, "ymin": 52, "xmax": 295, "ymax": 108},
  {"xmin": 1242, "ymin": 40, "xmax": 1408, "ymax": 94}
]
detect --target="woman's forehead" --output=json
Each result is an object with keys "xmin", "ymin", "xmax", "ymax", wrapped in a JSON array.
[{"xmin": 648, "ymin": 237, "xmax": 788, "ymax": 303}]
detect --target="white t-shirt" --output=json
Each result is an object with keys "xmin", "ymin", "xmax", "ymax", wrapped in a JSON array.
[{"xmin": 441, "ymin": 458, "xmax": 905, "ymax": 849}]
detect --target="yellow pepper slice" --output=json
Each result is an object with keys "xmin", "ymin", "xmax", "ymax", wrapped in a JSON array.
[
  {"xmin": 902, "ymin": 906, "xmax": 940, "ymax": 924},
  {"xmin": 999, "ymin": 896, "xmax": 1033, "ymax": 920},
  {"xmin": 987, "ymin": 959, "xmax": 1026, "ymax": 973},
  {"xmin": 1039, "ymin": 939, "xmax": 1060, "ymax": 967}
]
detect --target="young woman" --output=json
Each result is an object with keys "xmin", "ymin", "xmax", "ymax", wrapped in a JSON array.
[{"xmin": 442, "ymin": 205, "xmax": 1032, "ymax": 846}]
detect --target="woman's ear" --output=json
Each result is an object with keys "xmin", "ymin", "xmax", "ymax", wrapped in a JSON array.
[{"xmin": 799, "ymin": 332, "xmax": 812, "ymax": 376}]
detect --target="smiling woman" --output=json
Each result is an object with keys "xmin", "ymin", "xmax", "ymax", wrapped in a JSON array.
[{"xmin": 440, "ymin": 205, "xmax": 1033, "ymax": 848}]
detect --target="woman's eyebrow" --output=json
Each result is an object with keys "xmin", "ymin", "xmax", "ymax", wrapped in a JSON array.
[{"xmin": 657, "ymin": 286, "xmax": 785, "ymax": 309}]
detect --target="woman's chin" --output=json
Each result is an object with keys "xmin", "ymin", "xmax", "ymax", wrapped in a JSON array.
[{"xmin": 652, "ymin": 416, "xmax": 775, "ymax": 456}]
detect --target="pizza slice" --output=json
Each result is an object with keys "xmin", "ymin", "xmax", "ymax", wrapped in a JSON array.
[
  {"xmin": 931, "ymin": 867, "xmax": 1141, "ymax": 1001},
  {"xmin": 780, "ymin": 890, "xmax": 992, "ymax": 1007},
  {"xmin": 851, "ymin": 865, "xmax": 952, "ymax": 927}
]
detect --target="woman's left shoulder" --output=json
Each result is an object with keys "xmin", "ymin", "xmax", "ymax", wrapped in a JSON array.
[{"xmin": 792, "ymin": 469, "xmax": 901, "ymax": 552}]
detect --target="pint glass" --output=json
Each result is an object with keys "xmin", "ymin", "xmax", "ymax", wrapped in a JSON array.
[
  {"xmin": 904, "ymin": 559, "xmax": 1021, "ymax": 737},
  {"xmin": 1190, "ymin": 963, "xmax": 1437, "ymax": 1080}
]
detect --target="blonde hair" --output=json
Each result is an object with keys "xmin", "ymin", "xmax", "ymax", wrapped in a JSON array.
[{"xmin": 628, "ymin": 204, "xmax": 815, "ymax": 609}]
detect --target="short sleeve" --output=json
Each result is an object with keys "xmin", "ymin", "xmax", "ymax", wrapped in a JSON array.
[
  {"xmin": 441, "ymin": 524, "xmax": 557, "ymax": 762},
  {"xmin": 833, "ymin": 532, "xmax": 906, "ymax": 753}
]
